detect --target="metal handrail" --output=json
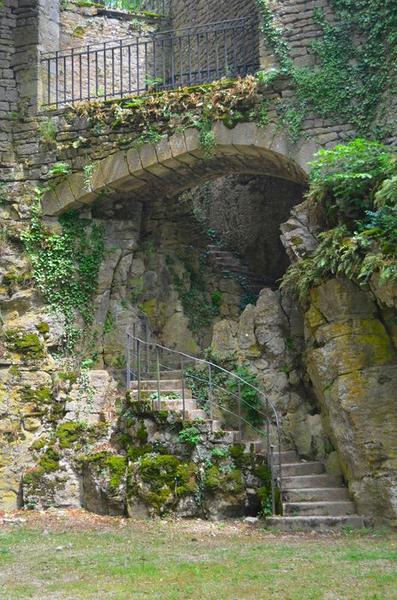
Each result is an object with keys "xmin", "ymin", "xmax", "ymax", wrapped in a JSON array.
[
  {"xmin": 125, "ymin": 330, "xmax": 282, "ymax": 515},
  {"xmin": 40, "ymin": 17, "xmax": 259, "ymax": 107}
]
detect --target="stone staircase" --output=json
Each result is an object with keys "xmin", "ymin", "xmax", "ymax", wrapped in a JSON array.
[
  {"xmin": 130, "ymin": 376, "xmax": 364, "ymax": 530},
  {"xmin": 267, "ymin": 449, "xmax": 365, "ymax": 531},
  {"xmin": 206, "ymin": 244, "xmax": 272, "ymax": 294}
]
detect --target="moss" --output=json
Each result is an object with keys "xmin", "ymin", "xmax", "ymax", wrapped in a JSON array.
[
  {"xmin": 55, "ymin": 421, "xmax": 85, "ymax": 449},
  {"xmin": 127, "ymin": 399, "xmax": 151, "ymax": 414},
  {"xmin": 83, "ymin": 452, "xmax": 127, "ymax": 492},
  {"xmin": 204, "ymin": 465, "xmax": 244, "ymax": 494},
  {"xmin": 72, "ymin": 26, "xmax": 86, "ymax": 38},
  {"xmin": 254, "ymin": 463, "xmax": 272, "ymax": 485},
  {"xmin": 36, "ymin": 321, "xmax": 50, "ymax": 335},
  {"xmin": 5, "ymin": 330, "xmax": 45, "ymax": 358},
  {"xmin": 58, "ymin": 371, "xmax": 78, "ymax": 384},
  {"xmin": 104, "ymin": 456, "xmax": 127, "ymax": 491},
  {"xmin": 8, "ymin": 365, "xmax": 21, "ymax": 377},
  {"xmin": 140, "ymin": 298, "xmax": 157, "ymax": 319},
  {"xmin": 39, "ymin": 448, "xmax": 60, "ymax": 473},
  {"xmin": 136, "ymin": 420, "xmax": 148, "ymax": 445},
  {"xmin": 21, "ymin": 386, "xmax": 52, "ymax": 404},
  {"xmin": 127, "ymin": 444, "xmax": 154, "ymax": 461},
  {"xmin": 30, "ymin": 437, "xmax": 48, "ymax": 451},
  {"xmin": 230, "ymin": 444, "xmax": 251, "ymax": 468},
  {"xmin": 135, "ymin": 454, "xmax": 197, "ymax": 513},
  {"xmin": 22, "ymin": 467, "xmax": 45, "ymax": 485}
]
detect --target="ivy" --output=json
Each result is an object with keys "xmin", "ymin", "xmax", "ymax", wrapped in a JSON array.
[
  {"xmin": 22, "ymin": 191, "xmax": 105, "ymax": 353},
  {"xmin": 256, "ymin": 0, "xmax": 397, "ymax": 139}
]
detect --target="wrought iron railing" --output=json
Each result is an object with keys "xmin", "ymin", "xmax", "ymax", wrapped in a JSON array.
[
  {"xmin": 96, "ymin": 0, "xmax": 170, "ymax": 16},
  {"xmin": 125, "ymin": 328, "xmax": 282, "ymax": 515},
  {"xmin": 40, "ymin": 18, "xmax": 259, "ymax": 108}
]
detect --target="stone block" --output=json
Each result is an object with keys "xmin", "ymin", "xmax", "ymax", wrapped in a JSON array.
[
  {"xmin": 183, "ymin": 128, "xmax": 200, "ymax": 154},
  {"xmin": 169, "ymin": 131, "xmax": 187, "ymax": 158},
  {"xmin": 126, "ymin": 147, "xmax": 144, "ymax": 176},
  {"xmin": 155, "ymin": 137, "xmax": 173, "ymax": 163},
  {"xmin": 138, "ymin": 143, "xmax": 157, "ymax": 169}
]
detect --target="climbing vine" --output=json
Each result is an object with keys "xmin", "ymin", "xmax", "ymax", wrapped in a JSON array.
[
  {"xmin": 256, "ymin": 0, "xmax": 397, "ymax": 140},
  {"xmin": 22, "ymin": 190, "xmax": 105, "ymax": 353}
]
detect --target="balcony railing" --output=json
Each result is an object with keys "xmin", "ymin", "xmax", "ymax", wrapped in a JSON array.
[
  {"xmin": 40, "ymin": 18, "xmax": 259, "ymax": 108},
  {"xmin": 96, "ymin": 0, "xmax": 170, "ymax": 16}
]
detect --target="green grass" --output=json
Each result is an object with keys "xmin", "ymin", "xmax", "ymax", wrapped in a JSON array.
[{"xmin": 0, "ymin": 514, "xmax": 396, "ymax": 599}]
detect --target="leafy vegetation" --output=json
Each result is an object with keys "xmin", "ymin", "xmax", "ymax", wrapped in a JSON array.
[
  {"xmin": 22, "ymin": 192, "xmax": 105, "ymax": 353},
  {"xmin": 178, "ymin": 426, "xmax": 202, "ymax": 446},
  {"xmin": 256, "ymin": 0, "xmax": 397, "ymax": 140},
  {"xmin": 282, "ymin": 139, "xmax": 397, "ymax": 301},
  {"xmin": 185, "ymin": 360, "xmax": 264, "ymax": 429}
]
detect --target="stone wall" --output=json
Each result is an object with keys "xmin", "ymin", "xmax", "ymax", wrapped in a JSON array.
[
  {"xmin": 189, "ymin": 174, "xmax": 305, "ymax": 282},
  {"xmin": 171, "ymin": 0, "xmax": 261, "ymax": 82},
  {"xmin": 170, "ymin": 0, "xmax": 258, "ymax": 27}
]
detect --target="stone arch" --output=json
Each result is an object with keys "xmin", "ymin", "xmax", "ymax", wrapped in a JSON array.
[{"xmin": 42, "ymin": 121, "xmax": 309, "ymax": 216}]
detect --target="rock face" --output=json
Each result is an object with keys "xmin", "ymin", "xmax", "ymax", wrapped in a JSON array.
[
  {"xmin": 211, "ymin": 287, "xmax": 335, "ymax": 463},
  {"xmin": 305, "ymin": 278, "xmax": 397, "ymax": 526},
  {"xmin": 23, "ymin": 398, "xmax": 271, "ymax": 520}
]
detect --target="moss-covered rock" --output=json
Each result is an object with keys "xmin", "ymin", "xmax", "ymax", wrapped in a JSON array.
[
  {"xmin": 128, "ymin": 454, "xmax": 198, "ymax": 515},
  {"xmin": 5, "ymin": 329, "xmax": 45, "ymax": 359}
]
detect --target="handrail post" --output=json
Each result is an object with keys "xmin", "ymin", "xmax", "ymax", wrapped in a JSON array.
[
  {"xmin": 156, "ymin": 345, "xmax": 161, "ymax": 411},
  {"xmin": 277, "ymin": 418, "xmax": 282, "ymax": 503},
  {"xmin": 132, "ymin": 322, "xmax": 137, "ymax": 378},
  {"xmin": 237, "ymin": 382, "xmax": 242, "ymax": 443},
  {"xmin": 270, "ymin": 444, "xmax": 276, "ymax": 516},
  {"xmin": 145, "ymin": 321, "xmax": 149, "ymax": 376},
  {"xmin": 137, "ymin": 338, "xmax": 142, "ymax": 402},
  {"xmin": 181, "ymin": 358, "xmax": 186, "ymax": 422},
  {"xmin": 126, "ymin": 333, "xmax": 131, "ymax": 390},
  {"xmin": 208, "ymin": 364, "xmax": 213, "ymax": 419}
]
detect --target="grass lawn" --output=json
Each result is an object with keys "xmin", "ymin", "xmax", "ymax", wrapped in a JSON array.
[{"xmin": 0, "ymin": 510, "xmax": 396, "ymax": 599}]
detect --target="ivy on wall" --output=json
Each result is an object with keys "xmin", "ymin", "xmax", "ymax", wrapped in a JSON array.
[
  {"xmin": 256, "ymin": 0, "xmax": 397, "ymax": 140},
  {"xmin": 22, "ymin": 190, "xmax": 105, "ymax": 353}
]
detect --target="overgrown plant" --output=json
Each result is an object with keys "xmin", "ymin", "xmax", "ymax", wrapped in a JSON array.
[
  {"xmin": 256, "ymin": 0, "xmax": 397, "ymax": 140},
  {"xmin": 281, "ymin": 140, "xmax": 397, "ymax": 301},
  {"xmin": 22, "ymin": 191, "xmax": 105, "ymax": 353}
]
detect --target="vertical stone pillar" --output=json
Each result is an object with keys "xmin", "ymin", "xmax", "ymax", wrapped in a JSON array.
[{"xmin": 13, "ymin": 0, "xmax": 60, "ymax": 114}]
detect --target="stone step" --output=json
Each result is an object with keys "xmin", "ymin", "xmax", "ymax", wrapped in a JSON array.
[
  {"xmin": 156, "ymin": 399, "xmax": 196, "ymax": 411},
  {"xmin": 211, "ymin": 419, "xmax": 223, "ymax": 432},
  {"xmin": 131, "ymin": 379, "xmax": 186, "ymax": 391},
  {"xmin": 283, "ymin": 487, "xmax": 350, "ymax": 502},
  {"xmin": 185, "ymin": 409, "xmax": 207, "ymax": 420},
  {"xmin": 283, "ymin": 501, "xmax": 356, "ymax": 516},
  {"xmin": 215, "ymin": 430, "xmax": 238, "ymax": 444},
  {"xmin": 160, "ymin": 370, "xmax": 182, "ymax": 379},
  {"xmin": 283, "ymin": 474, "xmax": 343, "ymax": 490},
  {"xmin": 279, "ymin": 450, "xmax": 298, "ymax": 463},
  {"xmin": 266, "ymin": 515, "xmax": 365, "ymax": 532},
  {"xmin": 281, "ymin": 461, "xmax": 325, "ymax": 477},
  {"xmin": 244, "ymin": 440, "xmax": 266, "ymax": 453}
]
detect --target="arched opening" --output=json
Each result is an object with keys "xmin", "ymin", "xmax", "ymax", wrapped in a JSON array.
[{"xmin": 46, "ymin": 123, "xmax": 307, "ymax": 371}]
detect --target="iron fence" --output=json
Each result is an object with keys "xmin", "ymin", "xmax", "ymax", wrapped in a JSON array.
[
  {"xmin": 96, "ymin": 0, "xmax": 170, "ymax": 16},
  {"xmin": 40, "ymin": 18, "xmax": 259, "ymax": 108}
]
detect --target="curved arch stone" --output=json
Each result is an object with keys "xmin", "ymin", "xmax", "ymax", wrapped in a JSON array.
[{"xmin": 41, "ymin": 121, "xmax": 308, "ymax": 216}]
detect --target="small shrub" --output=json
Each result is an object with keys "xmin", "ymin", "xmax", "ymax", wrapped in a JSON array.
[{"xmin": 178, "ymin": 426, "xmax": 201, "ymax": 446}]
